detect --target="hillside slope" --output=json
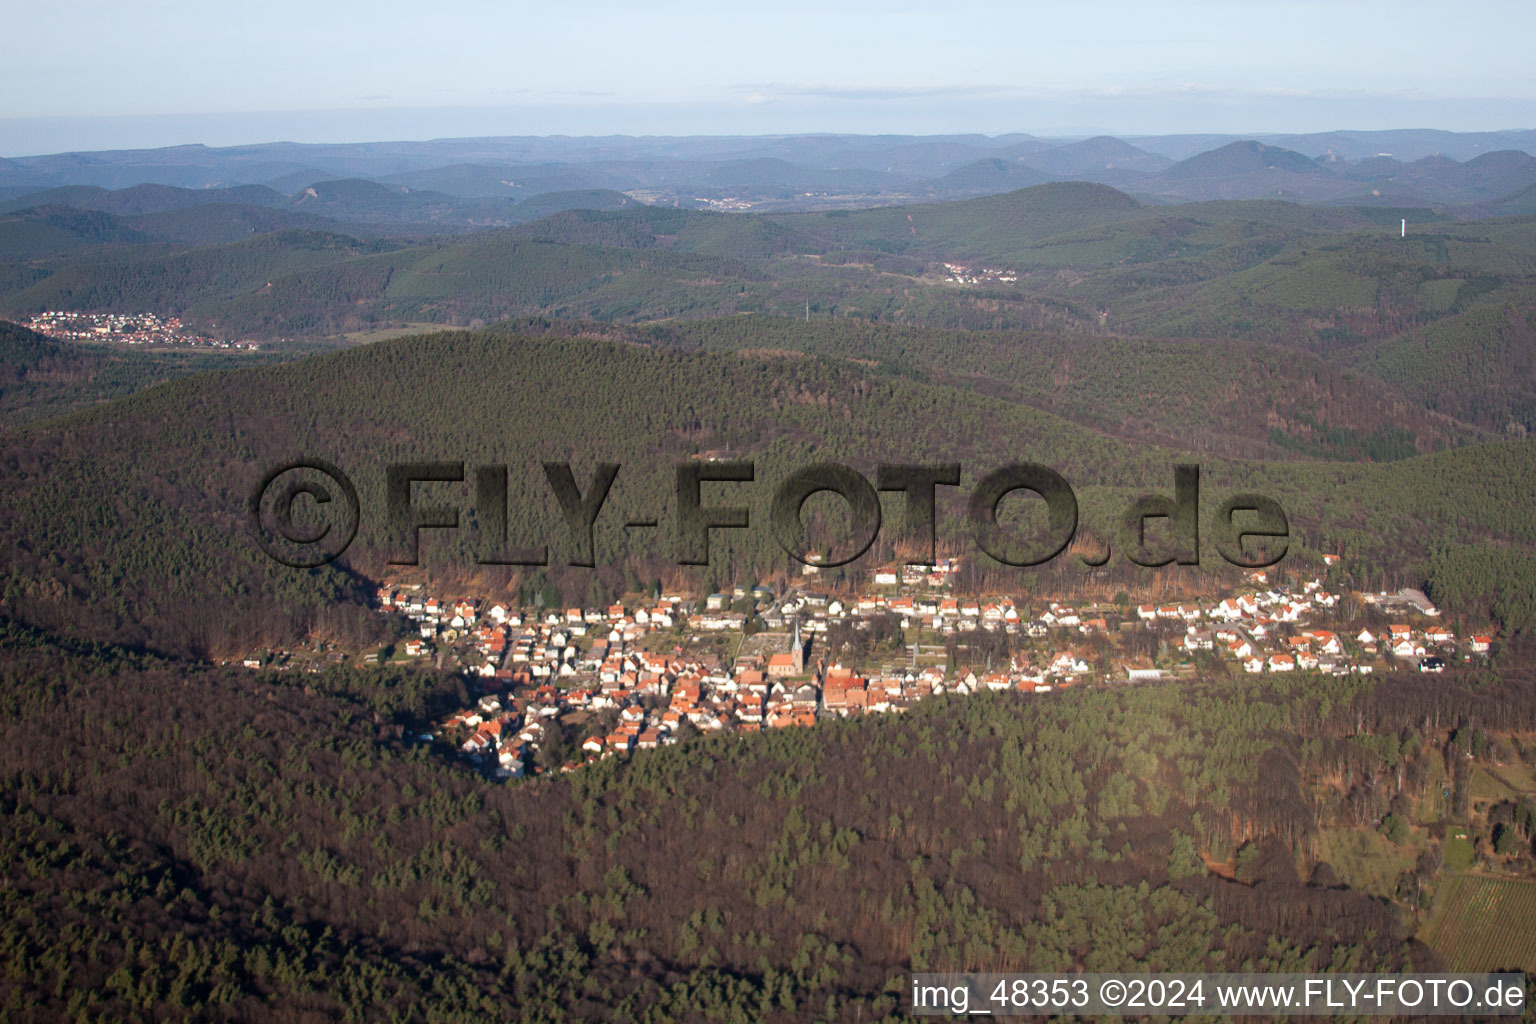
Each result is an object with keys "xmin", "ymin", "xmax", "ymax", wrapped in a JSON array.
[
  {"xmin": 0, "ymin": 319, "xmax": 284, "ymax": 427},
  {"xmin": 3, "ymin": 327, "xmax": 1535, "ymax": 657},
  {"xmin": 4, "ymin": 622, "xmax": 1509, "ymax": 1021},
  {"xmin": 619, "ymin": 316, "xmax": 1486, "ymax": 460}
]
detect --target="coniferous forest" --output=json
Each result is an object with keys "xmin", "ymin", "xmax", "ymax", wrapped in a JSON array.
[{"xmin": 4, "ymin": 619, "xmax": 1536, "ymax": 1022}]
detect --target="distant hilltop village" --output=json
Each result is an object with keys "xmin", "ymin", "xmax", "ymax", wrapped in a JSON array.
[
  {"xmin": 940, "ymin": 262, "xmax": 1019, "ymax": 285},
  {"xmin": 25, "ymin": 310, "xmax": 259, "ymax": 351}
]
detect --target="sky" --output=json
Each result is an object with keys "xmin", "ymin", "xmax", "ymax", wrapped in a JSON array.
[{"xmin": 3, "ymin": 0, "xmax": 1533, "ymax": 155}]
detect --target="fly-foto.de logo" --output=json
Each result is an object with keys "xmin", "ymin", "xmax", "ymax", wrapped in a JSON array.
[{"xmin": 251, "ymin": 460, "xmax": 1288, "ymax": 571}]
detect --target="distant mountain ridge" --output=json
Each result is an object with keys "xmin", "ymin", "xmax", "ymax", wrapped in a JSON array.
[
  {"xmin": 1133, "ymin": 141, "xmax": 1355, "ymax": 202},
  {"xmin": 3, "ymin": 130, "xmax": 1533, "ymax": 213},
  {"xmin": 0, "ymin": 182, "xmax": 285, "ymax": 216},
  {"xmin": 1017, "ymin": 135, "xmax": 1173, "ymax": 176},
  {"xmin": 930, "ymin": 157, "xmax": 1054, "ymax": 194}
]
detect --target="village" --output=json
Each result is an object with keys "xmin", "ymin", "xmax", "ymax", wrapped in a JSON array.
[
  {"xmin": 240, "ymin": 556, "xmax": 1496, "ymax": 783},
  {"xmin": 24, "ymin": 310, "xmax": 260, "ymax": 350},
  {"xmin": 940, "ymin": 261, "xmax": 1020, "ymax": 285}
]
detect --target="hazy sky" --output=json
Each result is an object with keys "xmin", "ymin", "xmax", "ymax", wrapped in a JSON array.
[{"xmin": 3, "ymin": 0, "xmax": 1533, "ymax": 154}]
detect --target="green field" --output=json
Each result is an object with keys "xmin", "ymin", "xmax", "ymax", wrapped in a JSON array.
[
  {"xmin": 1444, "ymin": 836, "xmax": 1476, "ymax": 870},
  {"xmin": 1419, "ymin": 875, "xmax": 1536, "ymax": 971},
  {"xmin": 1486, "ymin": 759, "xmax": 1536, "ymax": 796},
  {"xmin": 1471, "ymin": 764, "xmax": 1532, "ymax": 804},
  {"xmin": 340, "ymin": 321, "xmax": 457, "ymax": 344},
  {"xmin": 1317, "ymin": 827, "xmax": 1420, "ymax": 899}
]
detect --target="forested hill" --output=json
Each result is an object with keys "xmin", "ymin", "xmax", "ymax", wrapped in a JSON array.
[
  {"xmin": 8, "ymin": 618, "xmax": 1532, "ymax": 1021},
  {"xmin": 2, "ymin": 325, "xmax": 1535, "ymax": 657},
  {"xmin": 3, "ymin": 186, "xmax": 1533, "ymax": 441},
  {"xmin": 521, "ymin": 315, "xmax": 1487, "ymax": 461}
]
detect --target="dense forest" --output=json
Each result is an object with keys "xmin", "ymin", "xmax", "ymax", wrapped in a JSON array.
[{"xmin": 4, "ymin": 620, "xmax": 1535, "ymax": 1021}]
